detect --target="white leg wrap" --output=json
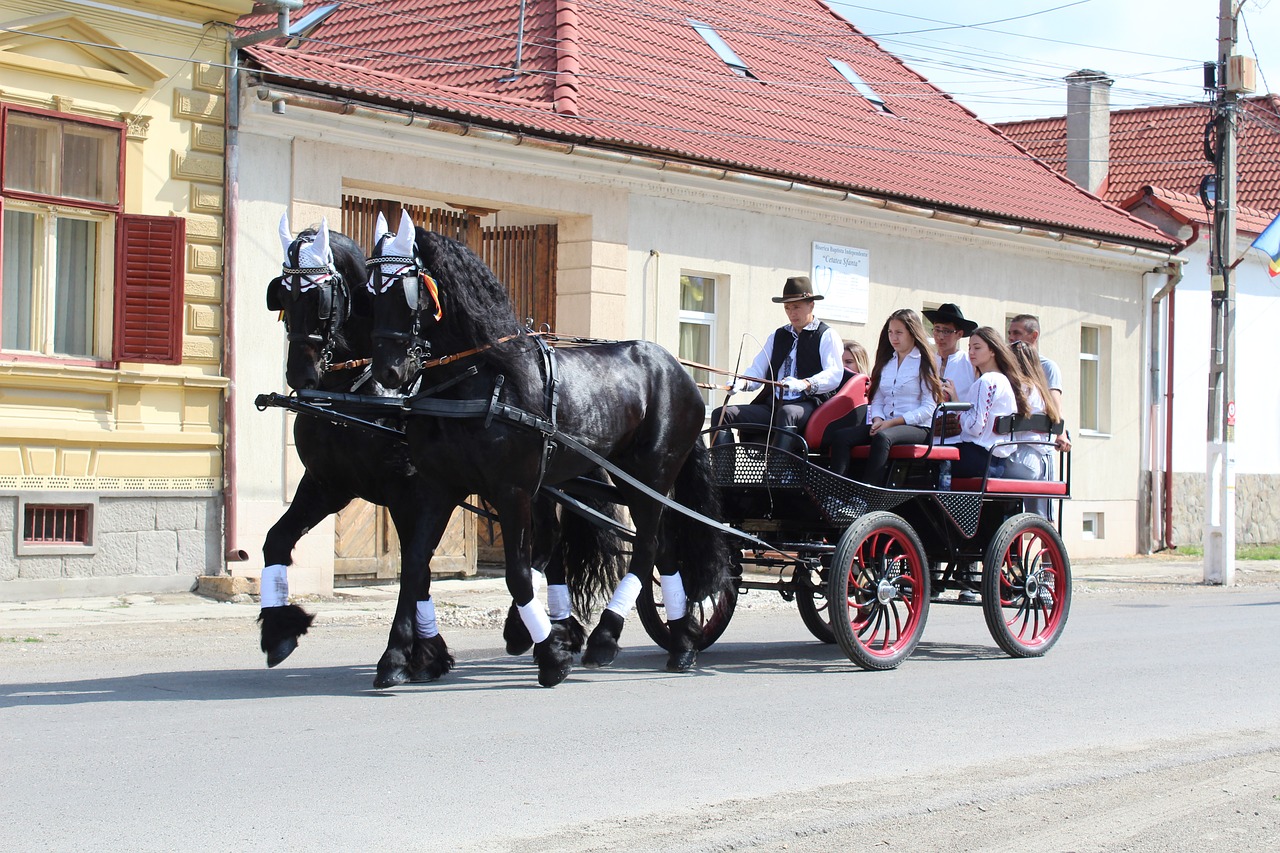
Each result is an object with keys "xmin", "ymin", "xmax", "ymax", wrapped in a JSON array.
[
  {"xmin": 532, "ymin": 568, "xmax": 546, "ymax": 595},
  {"xmin": 415, "ymin": 597, "xmax": 439, "ymax": 639},
  {"xmin": 517, "ymin": 600, "xmax": 552, "ymax": 644},
  {"xmin": 660, "ymin": 572, "xmax": 688, "ymax": 621},
  {"xmin": 605, "ymin": 573, "xmax": 643, "ymax": 618},
  {"xmin": 547, "ymin": 584, "xmax": 572, "ymax": 620},
  {"xmin": 260, "ymin": 564, "xmax": 288, "ymax": 608}
]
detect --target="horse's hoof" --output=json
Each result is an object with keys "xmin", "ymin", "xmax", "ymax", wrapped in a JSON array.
[
  {"xmin": 665, "ymin": 649, "xmax": 697, "ymax": 673},
  {"xmin": 409, "ymin": 635, "xmax": 456, "ymax": 682},
  {"xmin": 554, "ymin": 615, "xmax": 587, "ymax": 654},
  {"xmin": 503, "ymin": 603, "xmax": 534, "ymax": 656},
  {"xmin": 373, "ymin": 668, "xmax": 409, "ymax": 689},
  {"xmin": 533, "ymin": 625, "xmax": 573, "ymax": 687},
  {"xmin": 582, "ymin": 610, "xmax": 623, "ymax": 668},
  {"xmin": 265, "ymin": 636, "xmax": 297, "ymax": 668}
]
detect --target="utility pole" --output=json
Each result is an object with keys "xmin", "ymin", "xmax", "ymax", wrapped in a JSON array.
[{"xmin": 1204, "ymin": 0, "xmax": 1241, "ymax": 585}]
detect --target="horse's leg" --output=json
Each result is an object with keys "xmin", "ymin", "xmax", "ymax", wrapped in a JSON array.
[
  {"xmin": 583, "ymin": 496, "xmax": 661, "ymax": 668},
  {"xmin": 374, "ymin": 493, "xmax": 456, "ymax": 689},
  {"xmin": 387, "ymin": 502, "xmax": 455, "ymax": 682},
  {"xmin": 258, "ymin": 473, "xmax": 351, "ymax": 667},
  {"xmin": 503, "ymin": 498, "xmax": 557, "ymax": 655},
  {"xmin": 497, "ymin": 490, "xmax": 572, "ymax": 687}
]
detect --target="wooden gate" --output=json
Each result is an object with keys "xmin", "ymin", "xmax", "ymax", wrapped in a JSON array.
[{"xmin": 331, "ymin": 195, "xmax": 557, "ymax": 580}]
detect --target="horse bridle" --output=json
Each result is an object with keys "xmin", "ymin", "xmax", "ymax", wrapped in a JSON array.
[
  {"xmin": 268, "ymin": 235, "xmax": 353, "ymax": 374},
  {"xmin": 366, "ymin": 242, "xmax": 443, "ymax": 376}
]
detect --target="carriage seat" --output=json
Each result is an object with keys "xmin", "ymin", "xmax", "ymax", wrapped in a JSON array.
[
  {"xmin": 803, "ymin": 371, "xmax": 870, "ymax": 450},
  {"xmin": 850, "ymin": 444, "xmax": 959, "ymax": 461},
  {"xmin": 949, "ymin": 413, "xmax": 1068, "ymax": 495}
]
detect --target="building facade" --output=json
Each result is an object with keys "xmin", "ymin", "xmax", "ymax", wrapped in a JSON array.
[{"xmin": 0, "ymin": 0, "xmax": 254, "ymax": 599}]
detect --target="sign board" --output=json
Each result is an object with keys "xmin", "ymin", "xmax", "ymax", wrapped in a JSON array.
[{"xmin": 811, "ymin": 242, "xmax": 869, "ymax": 325}]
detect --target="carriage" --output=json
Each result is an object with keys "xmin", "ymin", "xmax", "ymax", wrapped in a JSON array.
[{"xmin": 258, "ymin": 212, "xmax": 1071, "ymax": 687}]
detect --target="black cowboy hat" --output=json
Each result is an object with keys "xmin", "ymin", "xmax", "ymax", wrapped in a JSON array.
[
  {"xmin": 772, "ymin": 276, "xmax": 823, "ymax": 303},
  {"xmin": 923, "ymin": 302, "xmax": 978, "ymax": 335}
]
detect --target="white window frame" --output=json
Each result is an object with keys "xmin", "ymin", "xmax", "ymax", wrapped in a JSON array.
[
  {"xmin": 1079, "ymin": 323, "xmax": 1110, "ymax": 435},
  {"xmin": 2, "ymin": 200, "xmax": 113, "ymax": 358},
  {"xmin": 678, "ymin": 272, "xmax": 719, "ymax": 410}
]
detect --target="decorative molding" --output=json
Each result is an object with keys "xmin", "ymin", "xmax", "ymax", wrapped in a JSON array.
[
  {"xmin": 187, "ymin": 242, "xmax": 223, "ymax": 274},
  {"xmin": 184, "ymin": 214, "xmax": 222, "ymax": 243},
  {"xmin": 182, "ymin": 337, "xmax": 219, "ymax": 363},
  {"xmin": 193, "ymin": 62, "xmax": 226, "ymax": 95},
  {"xmin": 172, "ymin": 150, "xmax": 224, "ymax": 183},
  {"xmin": 184, "ymin": 274, "xmax": 221, "ymax": 303},
  {"xmin": 189, "ymin": 183, "xmax": 225, "ymax": 213},
  {"xmin": 192, "ymin": 123, "xmax": 224, "ymax": 153},
  {"xmin": 173, "ymin": 88, "xmax": 224, "ymax": 124},
  {"xmin": 120, "ymin": 112, "xmax": 151, "ymax": 141},
  {"xmin": 187, "ymin": 304, "xmax": 221, "ymax": 335},
  {"xmin": 0, "ymin": 476, "xmax": 219, "ymax": 494}
]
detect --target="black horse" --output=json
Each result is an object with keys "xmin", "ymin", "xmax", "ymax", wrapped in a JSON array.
[
  {"xmin": 367, "ymin": 210, "xmax": 729, "ymax": 687},
  {"xmin": 262, "ymin": 218, "xmax": 619, "ymax": 688}
]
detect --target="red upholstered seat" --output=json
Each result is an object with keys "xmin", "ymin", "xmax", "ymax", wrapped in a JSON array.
[
  {"xmin": 850, "ymin": 444, "xmax": 959, "ymax": 461},
  {"xmin": 803, "ymin": 372, "xmax": 869, "ymax": 449},
  {"xmin": 950, "ymin": 477, "xmax": 1068, "ymax": 495}
]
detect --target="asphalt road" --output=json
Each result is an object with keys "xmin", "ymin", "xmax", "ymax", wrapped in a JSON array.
[{"xmin": 2, "ymin": 576, "xmax": 1279, "ymax": 852}]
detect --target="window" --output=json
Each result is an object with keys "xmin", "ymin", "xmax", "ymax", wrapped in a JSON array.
[
  {"xmin": 1081, "ymin": 511, "xmax": 1104, "ymax": 540},
  {"xmin": 1, "ymin": 106, "xmax": 183, "ymax": 363},
  {"xmin": 689, "ymin": 20, "xmax": 755, "ymax": 79},
  {"xmin": 679, "ymin": 274, "xmax": 717, "ymax": 406},
  {"xmin": 1080, "ymin": 324, "xmax": 1108, "ymax": 432},
  {"xmin": 828, "ymin": 59, "xmax": 890, "ymax": 113},
  {"xmin": 16, "ymin": 495, "xmax": 97, "ymax": 555}
]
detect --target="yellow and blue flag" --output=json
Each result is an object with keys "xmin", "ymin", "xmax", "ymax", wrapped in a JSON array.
[{"xmin": 1250, "ymin": 212, "xmax": 1280, "ymax": 277}]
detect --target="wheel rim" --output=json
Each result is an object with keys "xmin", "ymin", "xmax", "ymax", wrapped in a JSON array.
[
  {"xmin": 841, "ymin": 526, "xmax": 926, "ymax": 659},
  {"xmin": 993, "ymin": 527, "xmax": 1066, "ymax": 648}
]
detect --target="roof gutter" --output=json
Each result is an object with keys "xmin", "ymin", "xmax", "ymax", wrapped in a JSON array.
[{"xmin": 247, "ymin": 84, "xmax": 1181, "ymax": 264}]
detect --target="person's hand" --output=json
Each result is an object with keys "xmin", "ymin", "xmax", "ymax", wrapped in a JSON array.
[
  {"xmin": 942, "ymin": 378, "xmax": 955, "ymax": 402},
  {"xmin": 1055, "ymin": 433, "xmax": 1072, "ymax": 453},
  {"xmin": 780, "ymin": 376, "xmax": 808, "ymax": 393},
  {"xmin": 869, "ymin": 416, "xmax": 885, "ymax": 436}
]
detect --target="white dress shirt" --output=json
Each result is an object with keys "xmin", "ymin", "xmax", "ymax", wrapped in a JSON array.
[
  {"xmin": 959, "ymin": 371, "xmax": 1017, "ymax": 458},
  {"xmin": 868, "ymin": 349, "xmax": 937, "ymax": 426},
  {"xmin": 938, "ymin": 348, "xmax": 975, "ymax": 445}
]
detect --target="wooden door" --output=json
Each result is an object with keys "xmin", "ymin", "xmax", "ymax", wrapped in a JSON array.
[{"xmin": 334, "ymin": 500, "xmax": 476, "ymax": 583}]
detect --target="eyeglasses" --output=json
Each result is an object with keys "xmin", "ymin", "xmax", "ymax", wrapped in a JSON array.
[{"xmin": 932, "ymin": 327, "xmax": 958, "ymax": 336}]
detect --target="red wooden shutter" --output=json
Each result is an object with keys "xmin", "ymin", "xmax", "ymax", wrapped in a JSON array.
[{"xmin": 113, "ymin": 213, "xmax": 185, "ymax": 364}]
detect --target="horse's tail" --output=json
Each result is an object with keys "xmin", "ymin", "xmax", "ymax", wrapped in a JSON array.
[
  {"xmin": 559, "ymin": 488, "xmax": 626, "ymax": 620},
  {"xmin": 664, "ymin": 437, "xmax": 731, "ymax": 602}
]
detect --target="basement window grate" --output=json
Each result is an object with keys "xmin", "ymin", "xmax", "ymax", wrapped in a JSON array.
[{"xmin": 23, "ymin": 504, "xmax": 91, "ymax": 545}]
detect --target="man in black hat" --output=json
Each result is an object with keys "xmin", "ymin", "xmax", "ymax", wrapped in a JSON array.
[
  {"xmin": 923, "ymin": 303, "xmax": 979, "ymax": 430},
  {"xmin": 710, "ymin": 276, "xmax": 843, "ymax": 449}
]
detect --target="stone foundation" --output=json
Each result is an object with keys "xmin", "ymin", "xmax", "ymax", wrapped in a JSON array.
[
  {"xmin": 0, "ymin": 495, "xmax": 223, "ymax": 600},
  {"xmin": 1171, "ymin": 473, "xmax": 1280, "ymax": 546}
]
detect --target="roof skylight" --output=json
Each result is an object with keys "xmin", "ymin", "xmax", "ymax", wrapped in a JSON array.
[
  {"xmin": 287, "ymin": 4, "xmax": 340, "ymax": 41},
  {"xmin": 689, "ymin": 19, "xmax": 755, "ymax": 79},
  {"xmin": 829, "ymin": 58, "xmax": 889, "ymax": 112}
]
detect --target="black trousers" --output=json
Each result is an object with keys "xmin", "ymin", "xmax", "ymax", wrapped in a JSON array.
[
  {"xmin": 827, "ymin": 423, "xmax": 931, "ymax": 484},
  {"xmin": 710, "ymin": 399, "xmax": 818, "ymax": 450}
]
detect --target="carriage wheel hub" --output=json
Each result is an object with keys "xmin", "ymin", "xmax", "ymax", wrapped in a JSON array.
[{"xmin": 876, "ymin": 578, "xmax": 897, "ymax": 604}]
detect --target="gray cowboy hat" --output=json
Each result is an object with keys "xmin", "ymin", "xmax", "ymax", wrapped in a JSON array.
[
  {"xmin": 923, "ymin": 302, "xmax": 978, "ymax": 335},
  {"xmin": 772, "ymin": 276, "xmax": 823, "ymax": 303}
]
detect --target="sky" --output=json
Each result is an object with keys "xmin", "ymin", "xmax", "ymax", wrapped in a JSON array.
[{"xmin": 826, "ymin": 0, "xmax": 1280, "ymax": 122}]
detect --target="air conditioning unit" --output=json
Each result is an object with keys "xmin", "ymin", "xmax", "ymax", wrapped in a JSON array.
[{"xmin": 1227, "ymin": 55, "xmax": 1257, "ymax": 94}]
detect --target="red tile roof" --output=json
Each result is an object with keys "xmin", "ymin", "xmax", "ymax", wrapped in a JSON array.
[
  {"xmin": 998, "ymin": 96, "xmax": 1280, "ymax": 223},
  {"xmin": 1121, "ymin": 185, "xmax": 1275, "ymax": 236},
  {"xmin": 238, "ymin": 0, "xmax": 1174, "ymax": 248}
]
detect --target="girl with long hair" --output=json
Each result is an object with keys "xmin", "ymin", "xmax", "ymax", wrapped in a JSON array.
[
  {"xmin": 828, "ymin": 309, "xmax": 943, "ymax": 484},
  {"xmin": 944, "ymin": 326, "xmax": 1037, "ymax": 480},
  {"xmin": 842, "ymin": 339, "xmax": 869, "ymax": 375}
]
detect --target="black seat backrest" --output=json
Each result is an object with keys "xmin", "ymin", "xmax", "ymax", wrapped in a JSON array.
[{"xmin": 993, "ymin": 413, "xmax": 1064, "ymax": 436}]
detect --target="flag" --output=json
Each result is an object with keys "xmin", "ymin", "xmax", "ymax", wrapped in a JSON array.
[{"xmin": 1250, "ymin": 212, "xmax": 1280, "ymax": 277}]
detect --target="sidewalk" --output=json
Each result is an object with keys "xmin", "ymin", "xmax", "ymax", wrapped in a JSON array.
[{"xmin": 1, "ymin": 557, "xmax": 1277, "ymax": 633}]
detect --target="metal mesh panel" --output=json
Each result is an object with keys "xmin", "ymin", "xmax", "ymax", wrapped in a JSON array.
[{"xmin": 932, "ymin": 492, "xmax": 984, "ymax": 538}]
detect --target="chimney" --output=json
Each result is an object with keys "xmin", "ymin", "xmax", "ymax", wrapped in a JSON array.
[{"xmin": 1065, "ymin": 70, "xmax": 1113, "ymax": 195}]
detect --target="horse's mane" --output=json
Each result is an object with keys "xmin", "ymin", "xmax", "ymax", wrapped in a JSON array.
[{"xmin": 416, "ymin": 228, "xmax": 524, "ymax": 350}]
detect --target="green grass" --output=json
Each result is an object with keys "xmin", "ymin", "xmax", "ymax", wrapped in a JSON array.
[
  {"xmin": 1, "ymin": 636, "xmax": 43, "ymax": 643},
  {"xmin": 1170, "ymin": 544, "xmax": 1280, "ymax": 560}
]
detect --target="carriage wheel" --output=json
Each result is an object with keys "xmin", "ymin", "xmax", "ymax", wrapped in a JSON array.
[
  {"xmin": 827, "ymin": 512, "xmax": 930, "ymax": 671},
  {"xmin": 981, "ymin": 513, "xmax": 1072, "ymax": 657},
  {"xmin": 636, "ymin": 571, "xmax": 737, "ymax": 652},
  {"xmin": 794, "ymin": 565, "xmax": 836, "ymax": 644}
]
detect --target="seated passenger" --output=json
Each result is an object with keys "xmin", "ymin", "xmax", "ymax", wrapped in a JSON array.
[
  {"xmin": 944, "ymin": 327, "xmax": 1037, "ymax": 481},
  {"xmin": 1009, "ymin": 339, "xmax": 1061, "ymax": 480},
  {"xmin": 842, "ymin": 339, "xmax": 869, "ymax": 376},
  {"xmin": 827, "ymin": 308, "xmax": 944, "ymax": 483},
  {"xmin": 710, "ymin": 277, "xmax": 843, "ymax": 450}
]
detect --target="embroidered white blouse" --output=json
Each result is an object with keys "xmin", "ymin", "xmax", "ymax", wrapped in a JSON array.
[
  {"xmin": 868, "ymin": 349, "xmax": 937, "ymax": 427},
  {"xmin": 958, "ymin": 371, "xmax": 1017, "ymax": 458}
]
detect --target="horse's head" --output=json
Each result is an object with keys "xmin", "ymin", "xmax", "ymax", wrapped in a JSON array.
[
  {"xmin": 269, "ymin": 215, "xmax": 362, "ymax": 390},
  {"xmin": 368, "ymin": 209, "xmax": 445, "ymax": 391}
]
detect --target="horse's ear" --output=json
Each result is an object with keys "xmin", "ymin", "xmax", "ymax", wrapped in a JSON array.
[
  {"xmin": 313, "ymin": 217, "xmax": 332, "ymax": 264},
  {"xmin": 374, "ymin": 212, "xmax": 389, "ymax": 246},
  {"xmin": 388, "ymin": 209, "xmax": 415, "ymax": 258},
  {"xmin": 278, "ymin": 213, "xmax": 293, "ymax": 258}
]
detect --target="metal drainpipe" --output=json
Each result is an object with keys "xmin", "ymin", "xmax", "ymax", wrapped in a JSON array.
[
  {"xmin": 220, "ymin": 2, "xmax": 303, "ymax": 566},
  {"xmin": 1152, "ymin": 247, "xmax": 1186, "ymax": 551}
]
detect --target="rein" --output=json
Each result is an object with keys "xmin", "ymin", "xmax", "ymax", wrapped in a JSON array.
[{"xmin": 676, "ymin": 356, "xmax": 784, "ymax": 388}]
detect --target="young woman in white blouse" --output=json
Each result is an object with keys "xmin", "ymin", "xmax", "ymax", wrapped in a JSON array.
[
  {"xmin": 942, "ymin": 327, "xmax": 1037, "ymax": 480},
  {"xmin": 828, "ymin": 308, "xmax": 943, "ymax": 483}
]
